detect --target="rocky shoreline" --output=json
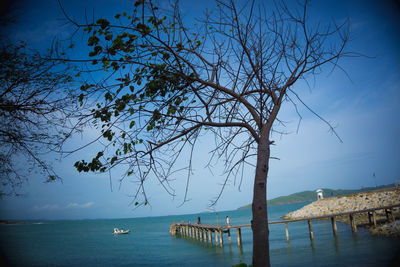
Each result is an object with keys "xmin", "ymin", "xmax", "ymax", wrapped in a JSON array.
[{"xmin": 282, "ymin": 187, "xmax": 400, "ymax": 237}]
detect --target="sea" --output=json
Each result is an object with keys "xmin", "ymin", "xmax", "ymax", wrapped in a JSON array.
[{"xmin": 1, "ymin": 202, "xmax": 399, "ymax": 266}]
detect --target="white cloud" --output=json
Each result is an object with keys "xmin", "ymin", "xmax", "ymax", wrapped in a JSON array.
[
  {"xmin": 32, "ymin": 204, "xmax": 60, "ymax": 211},
  {"xmin": 66, "ymin": 202, "xmax": 95, "ymax": 209},
  {"xmin": 32, "ymin": 202, "xmax": 94, "ymax": 212}
]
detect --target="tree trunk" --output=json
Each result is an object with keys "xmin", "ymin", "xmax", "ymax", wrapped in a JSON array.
[{"xmin": 252, "ymin": 129, "xmax": 271, "ymax": 267}]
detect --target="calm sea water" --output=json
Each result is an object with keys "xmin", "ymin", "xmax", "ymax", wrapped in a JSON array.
[{"xmin": 1, "ymin": 202, "xmax": 399, "ymax": 266}]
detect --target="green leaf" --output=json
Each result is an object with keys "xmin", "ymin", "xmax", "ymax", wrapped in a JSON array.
[
  {"xmin": 96, "ymin": 18, "xmax": 110, "ymax": 29},
  {"xmin": 134, "ymin": 0, "xmax": 144, "ymax": 7},
  {"xmin": 88, "ymin": 36, "xmax": 100, "ymax": 46},
  {"xmin": 105, "ymin": 92, "xmax": 112, "ymax": 101},
  {"xmin": 78, "ymin": 94, "xmax": 84, "ymax": 105},
  {"xmin": 105, "ymin": 34, "xmax": 113, "ymax": 41}
]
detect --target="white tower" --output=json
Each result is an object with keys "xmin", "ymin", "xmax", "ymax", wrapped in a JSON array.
[{"xmin": 316, "ymin": 189, "xmax": 323, "ymax": 200}]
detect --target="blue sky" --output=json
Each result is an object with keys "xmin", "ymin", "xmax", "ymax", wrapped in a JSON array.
[{"xmin": 1, "ymin": 0, "xmax": 399, "ymax": 220}]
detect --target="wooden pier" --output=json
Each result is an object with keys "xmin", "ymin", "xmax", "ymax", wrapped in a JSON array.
[
  {"xmin": 170, "ymin": 203, "xmax": 399, "ymax": 247},
  {"xmin": 169, "ymin": 222, "xmax": 243, "ymax": 247}
]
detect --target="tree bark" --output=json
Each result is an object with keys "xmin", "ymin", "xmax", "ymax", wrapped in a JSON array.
[{"xmin": 252, "ymin": 128, "xmax": 271, "ymax": 267}]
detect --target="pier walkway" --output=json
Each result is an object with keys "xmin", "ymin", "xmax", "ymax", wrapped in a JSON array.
[{"xmin": 169, "ymin": 203, "xmax": 400, "ymax": 247}]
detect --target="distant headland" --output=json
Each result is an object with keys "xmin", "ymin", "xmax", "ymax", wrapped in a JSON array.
[{"xmin": 0, "ymin": 220, "xmax": 27, "ymax": 225}]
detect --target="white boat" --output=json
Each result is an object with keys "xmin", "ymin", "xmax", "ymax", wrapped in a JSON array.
[{"xmin": 113, "ymin": 228, "xmax": 130, "ymax": 235}]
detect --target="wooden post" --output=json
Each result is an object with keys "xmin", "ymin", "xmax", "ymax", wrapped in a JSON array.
[
  {"xmin": 372, "ymin": 211, "xmax": 377, "ymax": 227},
  {"xmin": 215, "ymin": 231, "xmax": 219, "ymax": 246},
  {"xmin": 308, "ymin": 220, "xmax": 314, "ymax": 241},
  {"xmin": 354, "ymin": 218, "xmax": 358, "ymax": 233},
  {"xmin": 196, "ymin": 228, "xmax": 199, "ymax": 240},
  {"xmin": 208, "ymin": 230, "xmax": 212, "ymax": 244},
  {"xmin": 190, "ymin": 227, "xmax": 193, "ymax": 238},
  {"xmin": 349, "ymin": 214, "xmax": 357, "ymax": 232},
  {"xmin": 385, "ymin": 209, "xmax": 390, "ymax": 221},
  {"xmin": 219, "ymin": 230, "xmax": 223, "ymax": 246},
  {"xmin": 387, "ymin": 209, "xmax": 395, "ymax": 222},
  {"xmin": 228, "ymin": 229, "xmax": 231, "ymax": 245},
  {"xmin": 236, "ymin": 228, "xmax": 242, "ymax": 247},
  {"xmin": 199, "ymin": 228, "xmax": 203, "ymax": 242},
  {"xmin": 349, "ymin": 214, "xmax": 353, "ymax": 231},
  {"xmin": 285, "ymin": 223, "xmax": 289, "ymax": 242},
  {"xmin": 331, "ymin": 217, "xmax": 338, "ymax": 236},
  {"xmin": 368, "ymin": 212, "xmax": 373, "ymax": 225}
]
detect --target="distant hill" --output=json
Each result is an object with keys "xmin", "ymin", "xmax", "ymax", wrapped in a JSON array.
[{"xmin": 237, "ymin": 184, "xmax": 396, "ymax": 210}]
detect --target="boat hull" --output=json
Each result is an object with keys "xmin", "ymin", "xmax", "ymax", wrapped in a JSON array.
[{"xmin": 113, "ymin": 230, "xmax": 130, "ymax": 235}]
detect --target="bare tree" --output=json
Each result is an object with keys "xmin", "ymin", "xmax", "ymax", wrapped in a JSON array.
[
  {"xmin": 0, "ymin": 41, "xmax": 76, "ymax": 196},
  {"xmin": 64, "ymin": 0, "xmax": 352, "ymax": 265}
]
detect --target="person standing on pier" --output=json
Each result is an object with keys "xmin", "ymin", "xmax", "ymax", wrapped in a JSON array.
[
  {"xmin": 197, "ymin": 216, "xmax": 201, "ymax": 224},
  {"xmin": 226, "ymin": 216, "xmax": 230, "ymax": 227}
]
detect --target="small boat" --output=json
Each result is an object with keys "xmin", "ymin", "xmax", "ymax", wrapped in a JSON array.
[{"xmin": 113, "ymin": 228, "xmax": 130, "ymax": 235}]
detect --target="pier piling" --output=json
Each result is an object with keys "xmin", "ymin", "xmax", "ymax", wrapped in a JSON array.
[
  {"xmin": 349, "ymin": 214, "xmax": 357, "ymax": 232},
  {"xmin": 285, "ymin": 223, "xmax": 289, "ymax": 242},
  {"xmin": 331, "ymin": 217, "xmax": 338, "ymax": 236},
  {"xmin": 236, "ymin": 228, "xmax": 242, "ymax": 246},
  {"xmin": 308, "ymin": 220, "xmax": 314, "ymax": 241},
  {"xmin": 372, "ymin": 211, "xmax": 377, "ymax": 226},
  {"xmin": 385, "ymin": 209, "xmax": 395, "ymax": 222}
]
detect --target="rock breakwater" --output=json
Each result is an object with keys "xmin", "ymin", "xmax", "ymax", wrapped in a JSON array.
[{"xmin": 283, "ymin": 187, "xmax": 400, "ymax": 219}]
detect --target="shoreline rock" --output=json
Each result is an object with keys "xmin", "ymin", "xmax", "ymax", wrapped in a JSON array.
[{"xmin": 369, "ymin": 220, "xmax": 400, "ymax": 237}]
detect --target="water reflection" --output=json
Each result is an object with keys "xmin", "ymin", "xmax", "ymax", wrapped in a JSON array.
[
  {"xmin": 333, "ymin": 235, "xmax": 340, "ymax": 252},
  {"xmin": 310, "ymin": 239, "xmax": 315, "ymax": 251},
  {"xmin": 238, "ymin": 244, "xmax": 243, "ymax": 255}
]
